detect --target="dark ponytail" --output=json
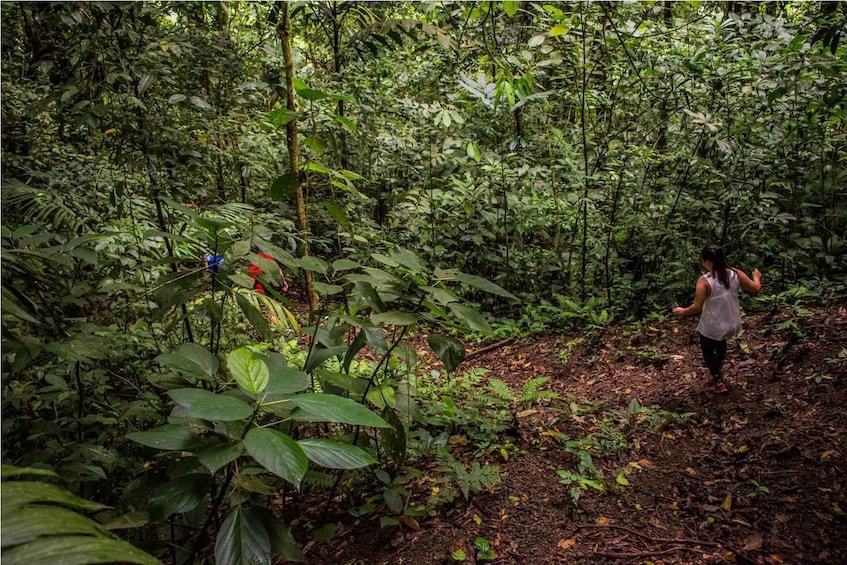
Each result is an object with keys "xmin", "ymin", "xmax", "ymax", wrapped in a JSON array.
[{"xmin": 702, "ymin": 244, "xmax": 729, "ymax": 289}]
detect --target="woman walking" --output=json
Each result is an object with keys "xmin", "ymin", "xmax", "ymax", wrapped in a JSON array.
[{"xmin": 673, "ymin": 245, "xmax": 762, "ymax": 392}]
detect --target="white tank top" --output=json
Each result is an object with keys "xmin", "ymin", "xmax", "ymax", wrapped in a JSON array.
[{"xmin": 697, "ymin": 270, "xmax": 742, "ymax": 341}]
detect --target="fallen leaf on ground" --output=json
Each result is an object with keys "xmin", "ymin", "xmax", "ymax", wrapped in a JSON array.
[
  {"xmin": 743, "ymin": 534, "xmax": 762, "ymax": 551},
  {"xmin": 399, "ymin": 516, "xmax": 420, "ymax": 531},
  {"xmin": 721, "ymin": 491, "xmax": 733, "ymax": 511},
  {"xmin": 558, "ymin": 538, "xmax": 576, "ymax": 550}
]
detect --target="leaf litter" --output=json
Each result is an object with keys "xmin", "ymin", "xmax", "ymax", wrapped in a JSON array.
[{"xmin": 301, "ymin": 302, "xmax": 847, "ymax": 564}]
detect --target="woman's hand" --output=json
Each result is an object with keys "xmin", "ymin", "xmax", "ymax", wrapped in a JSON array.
[
  {"xmin": 673, "ymin": 306, "xmax": 686, "ymax": 316},
  {"xmin": 738, "ymin": 268, "xmax": 762, "ymax": 293}
]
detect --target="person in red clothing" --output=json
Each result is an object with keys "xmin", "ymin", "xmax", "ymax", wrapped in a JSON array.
[{"xmin": 249, "ymin": 244, "xmax": 288, "ymax": 294}]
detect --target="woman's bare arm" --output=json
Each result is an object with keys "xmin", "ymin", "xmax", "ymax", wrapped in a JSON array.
[
  {"xmin": 673, "ymin": 275, "xmax": 710, "ymax": 316},
  {"xmin": 736, "ymin": 268, "xmax": 762, "ymax": 294}
]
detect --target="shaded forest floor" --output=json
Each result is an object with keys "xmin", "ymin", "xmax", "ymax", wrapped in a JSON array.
[{"xmin": 301, "ymin": 301, "xmax": 847, "ymax": 564}]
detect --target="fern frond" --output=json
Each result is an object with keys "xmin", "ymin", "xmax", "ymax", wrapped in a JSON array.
[
  {"xmin": 2, "ymin": 180, "xmax": 88, "ymax": 233},
  {"xmin": 457, "ymin": 462, "xmax": 501, "ymax": 499},
  {"xmin": 487, "ymin": 378, "xmax": 512, "ymax": 400},
  {"xmin": 520, "ymin": 377, "xmax": 559, "ymax": 403},
  {"xmin": 302, "ymin": 469, "xmax": 336, "ymax": 488},
  {"xmin": 210, "ymin": 202, "xmax": 256, "ymax": 225}
]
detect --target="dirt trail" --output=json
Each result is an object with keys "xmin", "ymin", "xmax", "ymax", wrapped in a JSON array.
[{"xmin": 304, "ymin": 303, "xmax": 847, "ymax": 564}]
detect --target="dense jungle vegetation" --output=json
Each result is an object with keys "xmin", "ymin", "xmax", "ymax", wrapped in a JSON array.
[{"xmin": 2, "ymin": 1, "xmax": 845, "ymax": 564}]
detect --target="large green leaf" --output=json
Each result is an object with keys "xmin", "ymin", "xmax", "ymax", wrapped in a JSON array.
[
  {"xmin": 1, "ymin": 506, "xmax": 107, "ymax": 547},
  {"xmin": 243, "ymin": 428, "xmax": 308, "ymax": 487},
  {"xmin": 2, "ymin": 536, "xmax": 161, "ymax": 565},
  {"xmin": 448, "ymin": 303, "xmax": 492, "ymax": 333},
  {"xmin": 1, "ymin": 465, "xmax": 58, "ymax": 479},
  {"xmin": 332, "ymin": 259, "xmax": 360, "ymax": 271},
  {"xmin": 235, "ymin": 294, "xmax": 272, "ymax": 341},
  {"xmin": 147, "ymin": 474, "xmax": 211, "ymax": 520},
  {"xmin": 333, "ymin": 114, "xmax": 357, "ymax": 133},
  {"xmin": 252, "ymin": 508, "xmax": 304, "ymax": 562},
  {"xmin": 264, "ymin": 108, "xmax": 297, "ymax": 129},
  {"xmin": 427, "ymin": 334, "xmax": 466, "ymax": 373},
  {"xmin": 312, "ymin": 282, "xmax": 343, "ymax": 296},
  {"xmin": 227, "ymin": 348, "xmax": 269, "ymax": 395},
  {"xmin": 155, "ymin": 343, "xmax": 218, "ymax": 381},
  {"xmin": 297, "ymin": 439, "xmax": 377, "ymax": 469},
  {"xmin": 1, "ymin": 482, "xmax": 108, "ymax": 513},
  {"xmin": 297, "ymin": 88, "xmax": 329, "ymax": 101},
  {"xmin": 352, "ymin": 280, "xmax": 385, "ymax": 312},
  {"xmin": 370, "ymin": 247, "xmax": 425, "ymax": 274},
  {"xmin": 303, "ymin": 345, "xmax": 347, "ymax": 373},
  {"xmin": 421, "ymin": 285, "xmax": 461, "ymax": 306},
  {"xmin": 270, "ymin": 173, "xmax": 300, "ymax": 201},
  {"xmin": 215, "ymin": 506, "xmax": 271, "ymax": 565},
  {"xmin": 362, "ymin": 326, "xmax": 388, "ymax": 352},
  {"xmin": 168, "ymin": 389, "xmax": 253, "ymax": 422},
  {"xmin": 361, "ymin": 267, "xmax": 407, "ymax": 288},
  {"xmin": 259, "ymin": 351, "xmax": 309, "ymax": 396},
  {"xmin": 151, "ymin": 270, "xmax": 203, "ymax": 313},
  {"xmin": 366, "ymin": 385, "xmax": 396, "ymax": 410},
  {"xmin": 456, "ymin": 273, "xmax": 517, "ymax": 300},
  {"xmin": 102, "ymin": 512, "xmax": 149, "ymax": 531},
  {"xmin": 126, "ymin": 424, "xmax": 201, "ymax": 451},
  {"xmin": 370, "ymin": 312, "xmax": 419, "ymax": 326},
  {"xmin": 319, "ymin": 371, "xmax": 368, "ymax": 396},
  {"xmin": 379, "ymin": 407, "xmax": 407, "ymax": 466},
  {"xmin": 0, "ymin": 290, "xmax": 42, "ymax": 324},
  {"xmin": 265, "ymin": 368, "xmax": 310, "ymax": 396},
  {"xmin": 297, "ymin": 256, "xmax": 328, "ymax": 274},
  {"xmin": 341, "ymin": 331, "xmax": 367, "ymax": 374},
  {"xmin": 198, "ymin": 442, "xmax": 245, "ymax": 475},
  {"xmin": 287, "ymin": 394, "xmax": 390, "ymax": 428},
  {"xmin": 195, "ymin": 217, "xmax": 234, "ymax": 234}
]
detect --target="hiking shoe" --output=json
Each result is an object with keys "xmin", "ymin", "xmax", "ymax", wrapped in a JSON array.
[{"xmin": 713, "ymin": 381, "xmax": 728, "ymax": 394}]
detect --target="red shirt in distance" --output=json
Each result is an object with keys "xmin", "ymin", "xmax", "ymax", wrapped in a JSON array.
[{"xmin": 248, "ymin": 252, "xmax": 274, "ymax": 294}]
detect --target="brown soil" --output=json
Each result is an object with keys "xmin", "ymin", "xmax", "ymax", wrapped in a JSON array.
[{"xmin": 299, "ymin": 302, "xmax": 847, "ymax": 564}]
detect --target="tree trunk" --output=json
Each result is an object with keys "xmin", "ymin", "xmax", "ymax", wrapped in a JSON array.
[
  {"xmin": 579, "ymin": 8, "xmax": 590, "ymax": 303},
  {"xmin": 656, "ymin": 1, "xmax": 673, "ymax": 156},
  {"xmin": 280, "ymin": 2, "xmax": 319, "ymax": 320}
]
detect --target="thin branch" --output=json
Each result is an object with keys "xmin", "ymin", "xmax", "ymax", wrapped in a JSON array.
[
  {"xmin": 577, "ymin": 523, "xmax": 721, "ymax": 547},
  {"xmin": 466, "ymin": 337, "xmax": 516, "ymax": 360}
]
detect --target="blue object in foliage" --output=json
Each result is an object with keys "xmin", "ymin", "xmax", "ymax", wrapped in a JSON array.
[{"xmin": 204, "ymin": 252, "xmax": 223, "ymax": 273}]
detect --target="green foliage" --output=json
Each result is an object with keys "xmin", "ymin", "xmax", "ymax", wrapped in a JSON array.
[
  {"xmin": 517, "ymin": 377, "xmax": 560, "ymax": 404},
  {"xmin": 474, "ymin": 536, "xmax": 497, "ymax": 561},
  {"xmin": 3, "ymin": 1, "xmax": 847, "ymax": 562},
  {"xmin": 428, "ymin": 454, "xmax": 502, "ymax": 508},
  {"xmin": 557, "ymin": 468, "xmax": 606, "ymax": 506},
  {"xmin": 555, "ymin": 399, "xmax": 692, "ymax": 507},
  {"xmin": 1, "ymin": 467, "xmax": 160, "ymax": 565},
  {"xmin": 417, "ymin": 368, "xmax": 513, "ymax": 453},
  {"xmin": 559, "ymin": 337, "xmax": 586, "ymax": 364}
]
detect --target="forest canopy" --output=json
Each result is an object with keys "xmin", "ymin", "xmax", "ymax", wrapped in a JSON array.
[{"xmin": 1, "ymin": 1, "xmax": 845, "ymax": 564}]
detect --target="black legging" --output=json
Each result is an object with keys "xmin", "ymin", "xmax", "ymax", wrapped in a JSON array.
[{"xmin": 699, "ymin": 333, "xmax": 727, "ymax": 379}]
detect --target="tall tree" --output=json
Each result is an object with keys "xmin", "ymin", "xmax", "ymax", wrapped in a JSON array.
[{"xmin": 279, "ymin": 1, "xmax": 320, "ymax": 318}]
